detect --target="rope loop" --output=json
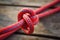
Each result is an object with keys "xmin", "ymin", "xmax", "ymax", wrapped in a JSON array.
[{"xmin": 18, "ymin": 8, "xmax": 39, "ymax": 34}]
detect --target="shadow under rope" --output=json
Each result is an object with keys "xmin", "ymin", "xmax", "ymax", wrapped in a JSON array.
[
  {"xmin": 0, "ymin": 2, "xmax": 60, "ymax": 40},
  {"xmin": 1, "ymin": 11, "xmax": 60, "ymax": 40},
  {"xmin": 0, "ymin": 13, "xmax": 22, "ymax": 40},
  {"xmin": 2, "ymin": 11, "xmax": 60, "ymax": 40}
]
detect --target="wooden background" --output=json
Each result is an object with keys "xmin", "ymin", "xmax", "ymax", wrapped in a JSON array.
[{"xmin": 0, "ymin": 0, "xmax": 60, "ymax": 40}]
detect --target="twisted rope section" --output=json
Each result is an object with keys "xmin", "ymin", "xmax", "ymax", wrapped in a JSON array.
[
  {"xmin": 0, "ymin": 0, "xmax": 60, "ymax": 40},
  {"xmin": 18, "ymin": 7, "xmax": 60, "ymax": 34},
  {"xmin": 18, "ymin": 8, "xmax": 39, "ymax": 34}
]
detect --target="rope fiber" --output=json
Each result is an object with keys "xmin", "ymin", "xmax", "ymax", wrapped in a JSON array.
[{"xmin": 0, "ymin": 0, "xmax": 60, "ymax": 40}]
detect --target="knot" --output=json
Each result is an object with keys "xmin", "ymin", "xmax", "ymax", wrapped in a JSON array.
[{"xmin": 18, "ymin": 8, "xmax": 39, "ymax": 34}]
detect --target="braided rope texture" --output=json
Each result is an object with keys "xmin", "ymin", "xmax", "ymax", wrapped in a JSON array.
[{"xmin": 0, "ymin": 0, "xmax": 60, "ymax": 40}]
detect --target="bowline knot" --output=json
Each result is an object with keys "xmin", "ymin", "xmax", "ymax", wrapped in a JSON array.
[{"xmin": 18, "ymin": 8, "xmax": 39, "ymax": 34}]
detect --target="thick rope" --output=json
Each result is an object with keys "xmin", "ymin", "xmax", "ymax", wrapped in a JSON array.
[{"xmin": 0, "ymin": 0, "xmax": 60, "ymax": 40}]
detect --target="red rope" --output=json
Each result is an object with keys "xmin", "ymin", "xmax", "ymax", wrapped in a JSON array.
[
  {"xmin": 35, "ymin": 0, "xmax": 60, "ymax": 14},
  {"xmin": 0, "ymin": 0, "xmax": 60, "ymax": 40}
]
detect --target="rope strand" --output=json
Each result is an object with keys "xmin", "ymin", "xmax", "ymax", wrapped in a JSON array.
[{"xmin": 0, "ymin": 0, "xmax": 60, "ymax": 40}]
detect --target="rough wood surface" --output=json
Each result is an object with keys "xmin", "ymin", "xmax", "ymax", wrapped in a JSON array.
[{"xmin": 0, "ymin": 0, "xmax": 60, "ymax": 40}]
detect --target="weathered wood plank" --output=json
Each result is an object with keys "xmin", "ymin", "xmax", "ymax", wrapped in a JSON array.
[
  {"xmin": 0, "ymin": 0, "xmax": 60, "ymax": 40},
  {"xmin": 0, "ymin": 6, "xmax": 53, "ymax": 40},
  {"xmin": 0, "ymin": 0, "xmax": 52, "ymax": 6}
]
